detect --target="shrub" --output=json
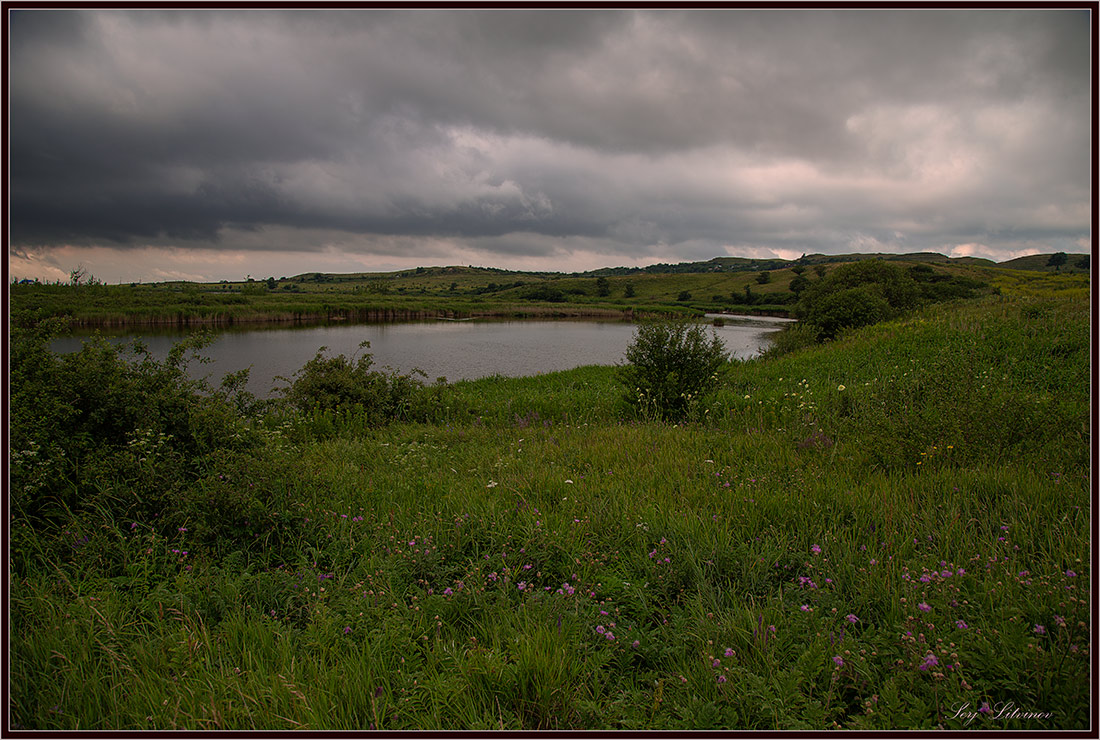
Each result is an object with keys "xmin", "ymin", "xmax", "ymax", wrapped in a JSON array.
[
  {"xmin": 276, "ymin": 341, "xmax": 429, "ymax": 425},
  {"xmin": 794, "ymin": 260, "xmax": 920, "ymax": 340},
  {"xmin": 520, "ymin": 285, "xmax": 566, "ymax": 302},
  {"xmin": 617, "ymin": 318, "xmax": 728, "ymax": 420},
  {"xmin": 9, "ymin": 324, "xmax": 259, "ymax": 527}
]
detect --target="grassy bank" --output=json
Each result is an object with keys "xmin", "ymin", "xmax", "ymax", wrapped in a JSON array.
[
  {"xmin": 9, "ymin": 292, "xmax": 1090, "ymax": 730},
  {"xmin": 10, "ymin": 255, "xmax": 1020, "ymax": 328}
]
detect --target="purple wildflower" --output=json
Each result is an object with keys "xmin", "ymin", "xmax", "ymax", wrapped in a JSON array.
[
  {"xmin": 724, "ymin": 648, "xmax": 735, "ymax": 658},
  {"xmin": 717, "ymin": 675, "xmax": 727, "ymax": 684},
  {"xmin": 918, "ymin": 653, "xmax": 939, "ymax": 671},
  {"xmin": 955, "ymin": 620, "xmax": 969, "ymax": 630},
  {"xmin": 917, "ymin": 602, "xmax": 931, "ymax": 612},
  {"xmin": 832, "ymin": 656, "xmax": 844, "ymax": 667},
  {"xmin": 1034, "ymin": 624, "xmax": 1046, "ymax": 635},
  {"xmin": 846, "ymin": 614, "xmax": 859, "ymax": 624}
]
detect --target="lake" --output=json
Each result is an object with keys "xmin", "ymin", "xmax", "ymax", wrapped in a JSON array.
[{"xmin": 51, "ymin": 315, "xmax": 793, "ymax": 398}]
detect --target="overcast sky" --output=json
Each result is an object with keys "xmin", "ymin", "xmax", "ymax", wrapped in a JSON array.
[{"xmin": 8, "ymin": 8, "xmax": 1093, "ymax": 283}]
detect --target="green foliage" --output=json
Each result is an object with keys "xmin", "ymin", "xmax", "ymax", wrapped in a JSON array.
[
  {"xmin": 794, "ymin": 260, "xmax": 921, "ymax": 340},
  {"xmin": 9, "ymin": 323, "xmax": 260, "ymax": 530},
  {"xmin": 618, "ymin": 319, "xmax": 728, "ymax": 419},
  {"xmin": 1046, "ymin": 252, "xmax": 1067, "ymax": 271},
  {"xmin": 276, "ymin": 342, "xmax": 431, "ymax": 425},
  {"xmin": 676, "ymin": 291, "xmax": 692, "ymax": 302},
  {"xmin": 520, "ymin": 285, "xmax": 567, "ymax": 302},
  {"xmin": 789, "ymin": 274, "xmax": 811, "ymax": 295},
  {"xmin": 755, "ymin": 271, "xmax": 771, "ymax": 284}
]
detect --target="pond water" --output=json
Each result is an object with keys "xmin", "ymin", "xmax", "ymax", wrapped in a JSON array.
[{"xmin": 51, "ymin": 315, "xmax": 792, "ymax": 398}]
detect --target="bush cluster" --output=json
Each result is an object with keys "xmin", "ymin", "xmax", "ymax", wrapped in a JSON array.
[
  {"xmin": 617, "ymin": 318, "xmax": 728, "ymax": 420},
  {"xmin": 9, "ymin": 322, "xmax": 261, "ymax": 535}
]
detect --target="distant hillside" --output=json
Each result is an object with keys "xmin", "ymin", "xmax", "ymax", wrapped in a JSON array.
[
  {"xmin": 998, "ymin": 253, "xmax": 1090, "ymax": 274},
  {"xmin": 287, "ymin": 251, "xmax": 1089, "ymax": 284}
]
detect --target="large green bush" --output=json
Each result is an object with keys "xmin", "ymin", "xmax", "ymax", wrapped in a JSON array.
[
  {"xmin": 794, "ymin": 260, "xmax": 921, "ymax": 340},
  {"xmin": 276, "ymin": 341, "xmax": 431, "ymax": 425},
  {"xmin": 617, "ymin": 318, "xmax": 728, "ymax": 420},
  {"xmin": 9, "ymin": 323, "xmax": 260, "ymax": 528}
]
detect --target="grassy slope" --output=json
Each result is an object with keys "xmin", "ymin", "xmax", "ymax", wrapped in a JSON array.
[
  {"xmin": 9, "ymin": 290, "xmax": 1090, "ymax": 730},
  {"xmin": 16, "ymin": 252, "xmax": 1084, "ymax": 326}
]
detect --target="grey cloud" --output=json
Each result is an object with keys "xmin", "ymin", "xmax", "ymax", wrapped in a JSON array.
[{"xmin": 8, "ymin": 8, "xmax": 1092, "ymax": 266}]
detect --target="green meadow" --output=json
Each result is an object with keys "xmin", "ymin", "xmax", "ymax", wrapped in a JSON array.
[{"xmin": 8, "ymin": 266, "xmax": 1091, "ymax": 729}]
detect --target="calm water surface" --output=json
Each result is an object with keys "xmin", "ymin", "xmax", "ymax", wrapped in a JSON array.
[{"xmin": 52, "ymin": 316, "xmax": 792, "ymax": 398}]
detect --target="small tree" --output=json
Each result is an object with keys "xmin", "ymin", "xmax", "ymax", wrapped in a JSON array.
[
  {"xmin": 596, "ymin": 276, "xmax": 611, "ymax": 297},
  {"xmin": 677, "ymin": 290, "xmax": 692, "ymax": 302},
  {"xmin": 756, "ymin": 271, "xmax": 772, "ymax": 284},
  {"xmin": 1047, "ymin": 252, "xmax": 1068, "ymax": 272},
  {"xmin": 618, "ymin": 319, "xmax": 728, "ymax": 420},
  {"xmin": 624, "ymin": 283, "xmax": 636, "ymax": 298}
]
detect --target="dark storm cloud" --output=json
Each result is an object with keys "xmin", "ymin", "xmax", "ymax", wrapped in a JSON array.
[{"xmin": 8, "ymin": 8, "xmax": 1092, "ymax": 265}]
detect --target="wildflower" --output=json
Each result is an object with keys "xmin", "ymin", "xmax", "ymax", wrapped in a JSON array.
[
  {"xmin": 832, "ymin": 656, "xmax": 844, "ymax": 667},
  {"xmin": 846, "ymin": 614, "xmax": 859, "ymax": 624},
  {"xmin": 486, "ymin": 480, "xmax": 498, "ymax": 488},
  {"xmin": 811, "ymin": 544, "xmax": 822, "ymax": 555},
  {"xmin": 717, "ymin": 675, "xmax": 727, "ymax": 684},
  {"xmin": 724, "ymin": 648, "xmax": 735, "ymax": 658},
  {"xmin": 955, "ymin": 620, "xmax": 969, "ymax": 630},
  {"xmin": 343, "ymin": 626, "xmax": 352, "ymax": 634},
  {"xmin": 918, "ymin": 653, "xmax": 939, "ymax": 671},
  {"xmin": 800, "ymin": 604, "xmax": 812, "ymax": 612},
  {"xmin": 917, "ymin": 602, "xmax": 931, "ymax": 612},
  {"xmin": 1034, "ymin": 624, "xmax": 1046, "ymax": 635},
  {"xmin": 1054, "ymin": 615, "xmax": 1066, "ymax": 627},
  {"xmin": 712, "ymin": 658, "xmax": 720, "ymax": 668},
  {"xmin": 443, "ymin": 588, "xmax": 453, "ymax": 596},
  {"xmin": 632, "ymin": 640, "xmax": 640, "ymax": 648},
  {"xmin": 979, "ymin": 702, "xmax": 992, "ymax": 714},
  {"xmin": 596, "ymin": 625, "xmax": 606, "ymax": 634},
  {"xmin": 1066, "ymin": 570, "xmax": 1077, "ymax": 578},
  {"xmin": 837, "ymin": 385, "xmax": 846, "ymax": 391},
  {"xmin": 130, "ymin": 522, "xmax": 138, "ymax": 530},
  {"xmin": 605, "ymin": 632, "xmax": 616, "ymax": 641}
]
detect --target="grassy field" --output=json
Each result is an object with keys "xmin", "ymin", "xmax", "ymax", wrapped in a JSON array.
[
  {"xmin": 8, "ymin": 287, "xmax": 1091, "ymax": 730},
  {"xmin": 11, "ymin": 254, "xmax": 1037, "ymax": 327}
]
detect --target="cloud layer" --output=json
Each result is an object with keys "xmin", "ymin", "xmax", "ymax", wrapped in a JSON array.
[{"xmin": 9, "ymin": 9, "xmax": 1092, "ymax": 280}]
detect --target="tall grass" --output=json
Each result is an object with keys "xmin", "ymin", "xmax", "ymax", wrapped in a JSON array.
[{"xmin": 9, "ymin": 292, "xmax": 1090, "ymax": 730}]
